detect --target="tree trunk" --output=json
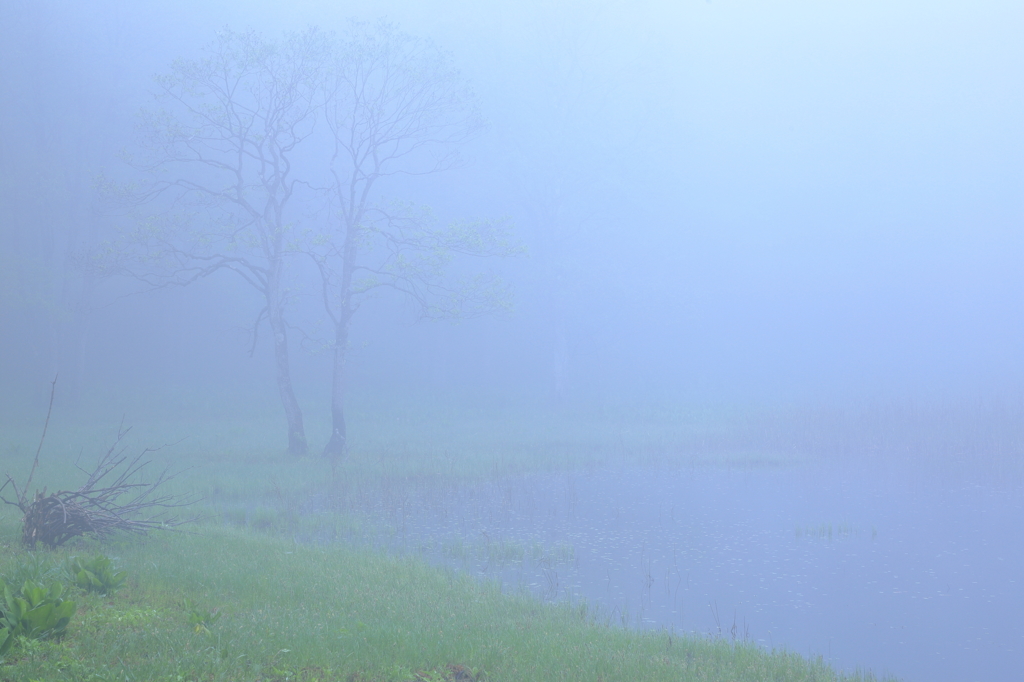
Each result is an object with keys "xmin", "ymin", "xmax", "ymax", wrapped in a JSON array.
[
  {"xmin": 268, "ymin": 307, "xmax": 307, "ymax": 456},
  {"xmin": 323, "ymin": 315, "xmax": 350, "ymax": 460},
  {"xmin": 552, "ymin": 313, "xmax": 568, "ymax": 402}
]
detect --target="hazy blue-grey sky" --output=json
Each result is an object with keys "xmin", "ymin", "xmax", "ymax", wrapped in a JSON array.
[{"xmin": 1, "ymin": 0, "xmax": 1021, "ymax": 413}]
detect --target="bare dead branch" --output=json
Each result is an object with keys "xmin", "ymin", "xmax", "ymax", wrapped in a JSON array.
[{"xmin": 5, "ymin": 391, "xmax": 198, "ymax": 549}]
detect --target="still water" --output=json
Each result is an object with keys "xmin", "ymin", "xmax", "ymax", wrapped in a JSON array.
[{"xmin": 353, "ymin": 461, "xmax": 1023, "ymax": 682}]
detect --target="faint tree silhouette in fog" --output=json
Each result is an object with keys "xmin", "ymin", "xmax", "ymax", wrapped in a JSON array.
[
  {"xmin": 98, "ymin": 28, "xmax": 329, "ymax": 455},
  {"xmin": 96, "ymin": 22, "xmax": 516, "ymax": 460},
  {"xmin": 309, "ymin": 20, "xmax": 518, "ymax": 461},
  {"xmin": 496, "ymin": 16, "xmax": 638, "ymax": 403}
]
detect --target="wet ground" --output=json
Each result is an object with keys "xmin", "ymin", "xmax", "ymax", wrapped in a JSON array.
[{"xmin": 338, "ymin": 460, "xmax": 1023, "ymax": 682}]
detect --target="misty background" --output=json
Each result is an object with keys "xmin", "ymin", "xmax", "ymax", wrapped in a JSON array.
[{"xmin": 2, "ymin": 0, "xmax": 1022, "ymax": 434}]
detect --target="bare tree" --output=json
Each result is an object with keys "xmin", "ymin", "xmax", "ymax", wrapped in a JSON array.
[
  {"xmin": 99, "ymin": 28, "xmax": 330, "ymax": 455},
  {"xmin": 311, "ymin": 21, "xmax": 517, "ymax": 460}
]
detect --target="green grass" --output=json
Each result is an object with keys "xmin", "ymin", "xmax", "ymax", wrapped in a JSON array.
[
  {"xmin": 0, "ymin": 401, "xmax": 802, "ymax": 523},
  {"xmin": 0, "ymin": 401, "xmax": 798, "ymax": 559},
  {"xmin": 0, "ymin": 518, "xmax": 890, "ymax": 682}
]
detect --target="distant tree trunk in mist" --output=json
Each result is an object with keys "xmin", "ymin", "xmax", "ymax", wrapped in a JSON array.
[
  {"xmin": 499, "ymin": 18, "xmax": 631, "ymax": 404},
  {"xmin": 325, "ymin": 310, "xmax": 352, "ymax": 457},
  {"xmin": 0, "ymin": 48, "xmax": 102, "ymax": 410},
  {"xmin": 99, "ymin": 28, "xmax": 329, "ymax": 456},
  {"xmin": 58, "ymin": 201, "xmax": 102, "ymax": 410},
  {"xmin": 267, "ymin": 268, "xmax": 307, "ymax": 456},
  {"xmin": 522, "ymin": 197, "xmax": 575, "ymax": 403},
  {"xmin": 310, "ymin": 20, "xmax": 515, "ymax": 461},
  {"xmin": 318, "ymin": 189, "xmax": 359, "ymax": 459},
  {"xmin": 552, "ymin": 306, "xmax": 568, "ymax": 402},
  {"xmin": 55, "ymin": 272, "xmax": 95, "ymax": 410}
]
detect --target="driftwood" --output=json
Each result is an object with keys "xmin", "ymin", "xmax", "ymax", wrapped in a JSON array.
[{"xmin": 0, "ymin": 378, "xmax": 196, "ymax": 548}]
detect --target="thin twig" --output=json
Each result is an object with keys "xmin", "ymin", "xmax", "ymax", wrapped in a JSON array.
[{"xmin": 23, "ymin": 375, "xmax": 58, "ymax": 508}]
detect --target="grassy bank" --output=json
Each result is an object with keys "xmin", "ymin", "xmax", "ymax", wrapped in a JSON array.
[
  {"xmin": 0, "ymin": 518, "xmax": 888, "ymax": 682},
  {"xmin": 9, "ymin": 400, "xmax": 1011, "ymax": 680}
]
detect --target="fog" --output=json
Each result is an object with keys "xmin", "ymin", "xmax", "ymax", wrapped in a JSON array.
[
  {"xmin": 1, "ymin": 1, "xmax": 1023, "ymax": 680},
  {"xmin": 3, "ymin": 0, "xmax": 1021, "ymax": 410}
]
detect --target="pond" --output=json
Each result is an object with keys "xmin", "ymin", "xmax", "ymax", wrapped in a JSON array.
[{"xmin": 344, "ymin": 459, "xmax": 1023, "ymax": 682}]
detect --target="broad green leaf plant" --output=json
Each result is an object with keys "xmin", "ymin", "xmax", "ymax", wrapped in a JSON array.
[
  {"xmin": 0, "ymin": 578, "xmax": 76, "ymax": 656},
  {"xmin": 69, "ymin": 554, "xmax": 127, "ymax": 595}
]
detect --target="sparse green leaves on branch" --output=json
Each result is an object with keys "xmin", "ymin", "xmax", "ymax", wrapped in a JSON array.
[
  {"xmin": 94, "ymin": 26, "xmax": 330, "ymax": 294},
  {"xmin": 97, "ymin": 20, "xmax": 516, "ymax": 328}
]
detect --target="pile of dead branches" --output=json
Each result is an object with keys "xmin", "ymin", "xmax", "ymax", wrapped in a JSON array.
[{"xmin": 1, "ymin": 379, "xmax": 196, "ymax": 548}]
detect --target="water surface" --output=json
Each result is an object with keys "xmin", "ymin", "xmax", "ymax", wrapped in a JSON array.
[{"xmin": 350, "ymin": 460, "xmax": 1023, "ymax": 682}]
